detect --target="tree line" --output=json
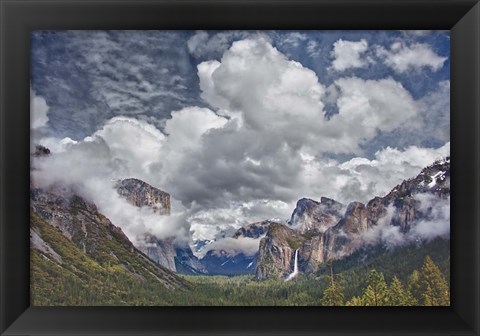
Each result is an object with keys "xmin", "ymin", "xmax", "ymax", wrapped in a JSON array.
[{"xmin": 322, "ymin": 256, "xmax": 450, "ymax": 306}]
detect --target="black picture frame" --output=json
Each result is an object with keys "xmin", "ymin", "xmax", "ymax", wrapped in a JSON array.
[{"xmin": 1, "ymin": 0, "xmax": 479, "ymax": 335}]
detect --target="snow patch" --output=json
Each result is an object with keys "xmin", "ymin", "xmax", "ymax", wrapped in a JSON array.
[{"xmin": 428, "ymin": 171, "xmax": 445, "ymax": 188}]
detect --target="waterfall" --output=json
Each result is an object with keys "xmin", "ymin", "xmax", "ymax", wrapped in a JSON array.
[{"xmin": 285, "ymin": 249, "xmax": 299, "ymax": 281}]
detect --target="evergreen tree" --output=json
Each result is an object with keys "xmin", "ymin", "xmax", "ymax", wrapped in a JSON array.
[
  {"xmin": 345, "ymin": 296, "xmax": 364, "ymax": 306},
  {"xmin": 407, "ymin": 269, "xmax": 422, "ymax": 303},
  {"xmin": 322, "ymin": 275, "xmax": 344, "ymax": 306},
  {"xmin": 321, "ymin": 261, "xmax": 344, "ymax": 306},
  {"xmin": 419, "ymin": 256, "xmax": 450, "ymax": 306},
  {"xmin": 361, "ymin": 269, "xmax": 389, "ymax": 306},
  {"xmin": 387, "ymin": 276, "xmax": 417, "ymax": 306}
]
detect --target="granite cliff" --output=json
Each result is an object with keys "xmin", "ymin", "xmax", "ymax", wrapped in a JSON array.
[{"xmin": 255, "ymin": 158, "xmax": 450, "ymax": 279}]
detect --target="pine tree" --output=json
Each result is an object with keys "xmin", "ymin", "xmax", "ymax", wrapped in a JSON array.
[
  {"xmin": 387, "ymin": 276, "xmax": 417, "ymax": 306},
  {"xmin": 407, "ymin": 269, "xmax": 422, "ymax": 303},
  {"xmin": 361, "ymin": 269, "xmax": 389, "ymax": 306},
  {"xmin": 419, "ymin": 256, "xmax": 450, "ymax": 306},
  {"xmin": 321, "ymin": 261, "xmax": 344, "ymax": 306},
  {"xmin": 345, "ymin": 295, "xmax": 364, "ymax": 306},
  {"xmin": 322, "ymin": 275, "xmax": 344, "ymax": 306}
]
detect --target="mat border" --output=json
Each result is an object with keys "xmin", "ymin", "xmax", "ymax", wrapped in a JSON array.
[{"xmin": 1, "ymin": 0, "xmax": 479, "ymax": 335}]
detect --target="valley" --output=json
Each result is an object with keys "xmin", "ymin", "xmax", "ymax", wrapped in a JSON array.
[{"xmin": 30, "ymin": 146, "xmax": 450, "ymax": 306}]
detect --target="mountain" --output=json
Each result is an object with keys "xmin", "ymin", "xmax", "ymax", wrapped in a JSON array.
[
  {"xmin": 288, "ymin": 197, "xmax": 344, "ymax": 234},
  {"xmin": 199, "ymin": 220, "xmax": 272, "ymax": 275},
  {"xmin": 232, "ymin": 220, "xmax": 271, "ymax": 238},
  {"xmin": 174, "ymin": 246, "xmax": 207, "ymax": 275},
  {"xmin": 255, "ymin": 158, "xmax": 450, "ymax": 280},
  {"xmin": 30, "ymin": 185, "xmax": 188, "ymax": 305},
  {"xmin": 116, "ymin": 178, "xmax": 170, "ymax": 215},
  {"xmin": 116, "ymin": 178, "xmax": 205, "ymax": 275},
  {"xmin": 200, "ymin": 250, "xmax": 257, "ymax": 276}
]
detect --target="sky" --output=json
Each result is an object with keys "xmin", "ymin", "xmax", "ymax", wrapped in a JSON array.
[{"xmin": 30, "ymin": 30, "xmax": 450, "ymax": 248}]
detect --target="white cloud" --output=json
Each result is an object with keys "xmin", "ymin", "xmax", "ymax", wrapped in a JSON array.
[
  {"xmin": 306, "ymin": 40, "xmax": 321, "ymax": 58},
  {"xmin": 198, "ymin": 37, "xmax": 325, "ymax": 125},
  {"xmin": 277, "ymin": 32, "xmax": 308, "ymax": 48},
  {"xmin": 376, "ymin": 41, "xmax": 447, "ymax": 73},
  {"xmin": 300, "ymin": 142, "xmax": 450, "ymax": 204},
  {"xmin": 198, "ymin": 38, "xmax": 419, "ymax": 155},
  {"xmin": 417, "ymin": 80, "xmax": 450, "ymax": 143},
  {"xmin": 32, "ymin": 37, "xmax": 450, "ymax": 247},
  {"xmin": 187, "ymin": 30, "xmax": 255, "ymax": 59},
  {"xmin": 38, "ymin": 137, "xmax": 78, "ymax": 153},
  {"xmin": 203, "ymin": 236, "xmax": 263, "ymax": 257},
  {"xmin": 30, "ymin": 87, "xmax": 49, "ymax": 129},
  {"xmin": 327, "ymin": 76, "xmax": 419, "ymax": 153},
  {"xmin": 330, "ymin": 39, "xmax": 371, "ymax": 72},
  {"xmin": 164, "ymin": 107, "xmax": 228, "ymax": 152},
  {"xmin": 411, "ymin": 194, "xmax": 450, "ymax": 239},
  {"xmin": 360, "ymin": 193, "xmax": 450, "ymax": 250}
]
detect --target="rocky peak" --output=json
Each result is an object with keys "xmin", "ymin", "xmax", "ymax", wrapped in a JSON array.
[
  {"xmin": 116, "ymin": 178, "xmax": 170, "ymax": 215},
  {"xmin": 289, "ymin": 197, "xmax": 344, "ymax": 234},
  {"xmin": 34, "ymin": 145, "xmax": 51, "ymax": 157},
  {"xmin": 232, "ymin": 220, "xmax": 272, "ymax": 239},
  {"xmin": 384, "ymin": 158, "xmax": 450, "ymax": 201},
  {"xmin": 336, "ymin": 201, "xmax": 368, "ymax": 235},
  {"xmin": 320, "ymin": 197, "xmax": 344, "ymax": 210}
]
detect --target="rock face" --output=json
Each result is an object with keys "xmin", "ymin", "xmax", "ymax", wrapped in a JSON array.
[
  {"xmin": 141, "ymin": 235, "xmax": 177, "ymax": 271},
  {"xmin": 255, "ymin": 223, "xmax": 305, "ymax": 280},
  {"xmin": 174, "ymin": 246, "xmax": 207, "ymax": 275},
  {"xmin": 256, "ymin": 157, "xmax": 451, "ymax": 279},
  {"xmin": 30, "ymin": 186, "xmax": 187, "ymax": 290},
  {"xmin": 116, "ymin": 178, "xmax": 204, "ymax": 274},
  {"xmin": 232, "ymin": 220, "xmax": 272, "ymax": 238},
  {"xmin": 116, "ymin": 178, "xmax": 170, "ymax": 215},
  {"xmin": 289, "ymin": 197, "xmax": 344, "ymax": 234},
  {"xmin": 34, "ymin": 145, "xmax": 51, "ymax": 157}
]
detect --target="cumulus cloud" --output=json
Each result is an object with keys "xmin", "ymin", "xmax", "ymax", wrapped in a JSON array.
[
  {"xmin": 32, "ymin": 36, "xmax": 450, "ymax": 250},
  {"xmin": 197, "ymin": 38, "xmax": 421, "ymax": 155},
  {"xmin": 187, "ymin": 30, "xmax": 255, "ymax": 59},
  {"xmin": 328, "ymin": 76, "xmax": 419, "ymax": 153},
  {"xmin": 330, "ymin": 39, "xmax": 371, "ymax": 72},
  {"xmin": 376, "ymin": 41, "xmax": 447, "ymax": 73},
  {"xmin": 299, "ymin": 142, "xmax": 450, "ymax": 204},
  {"xmin": 30, "ymin": 87, "xmax": 49, "ymax": 129}
]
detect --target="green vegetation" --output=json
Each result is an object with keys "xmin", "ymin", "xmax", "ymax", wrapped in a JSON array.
[
  {"xmin": 317, "ymin": 237, "xmax": 450, "ymax": 299},
  {"xmin": 31, "ymin": 211, "xmax": 189, "ymax": 306},
  {"xmin": 345, "ymin": 256, "xmax": 449, "ymax": 306},
  {"xmin": 286, "ymin": 237, "xmax": 303, "ymax": 250},
  {"xmin": 321, "ymin": 275, "xmax": 344, "ymax": 306},
  {"xmin": 31, "ymin": 210, "xmax": 450, "ymax": 306}
]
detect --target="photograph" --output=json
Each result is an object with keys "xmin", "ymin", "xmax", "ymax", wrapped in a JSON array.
[{"xmin": 30, "ymin": 30, "xmax": 450, "ymax": 306}]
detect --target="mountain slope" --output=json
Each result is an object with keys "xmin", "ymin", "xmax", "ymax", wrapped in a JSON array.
[{"xmin": 30, "ymin": 186, "xmax": 188, "ymax": 305}]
